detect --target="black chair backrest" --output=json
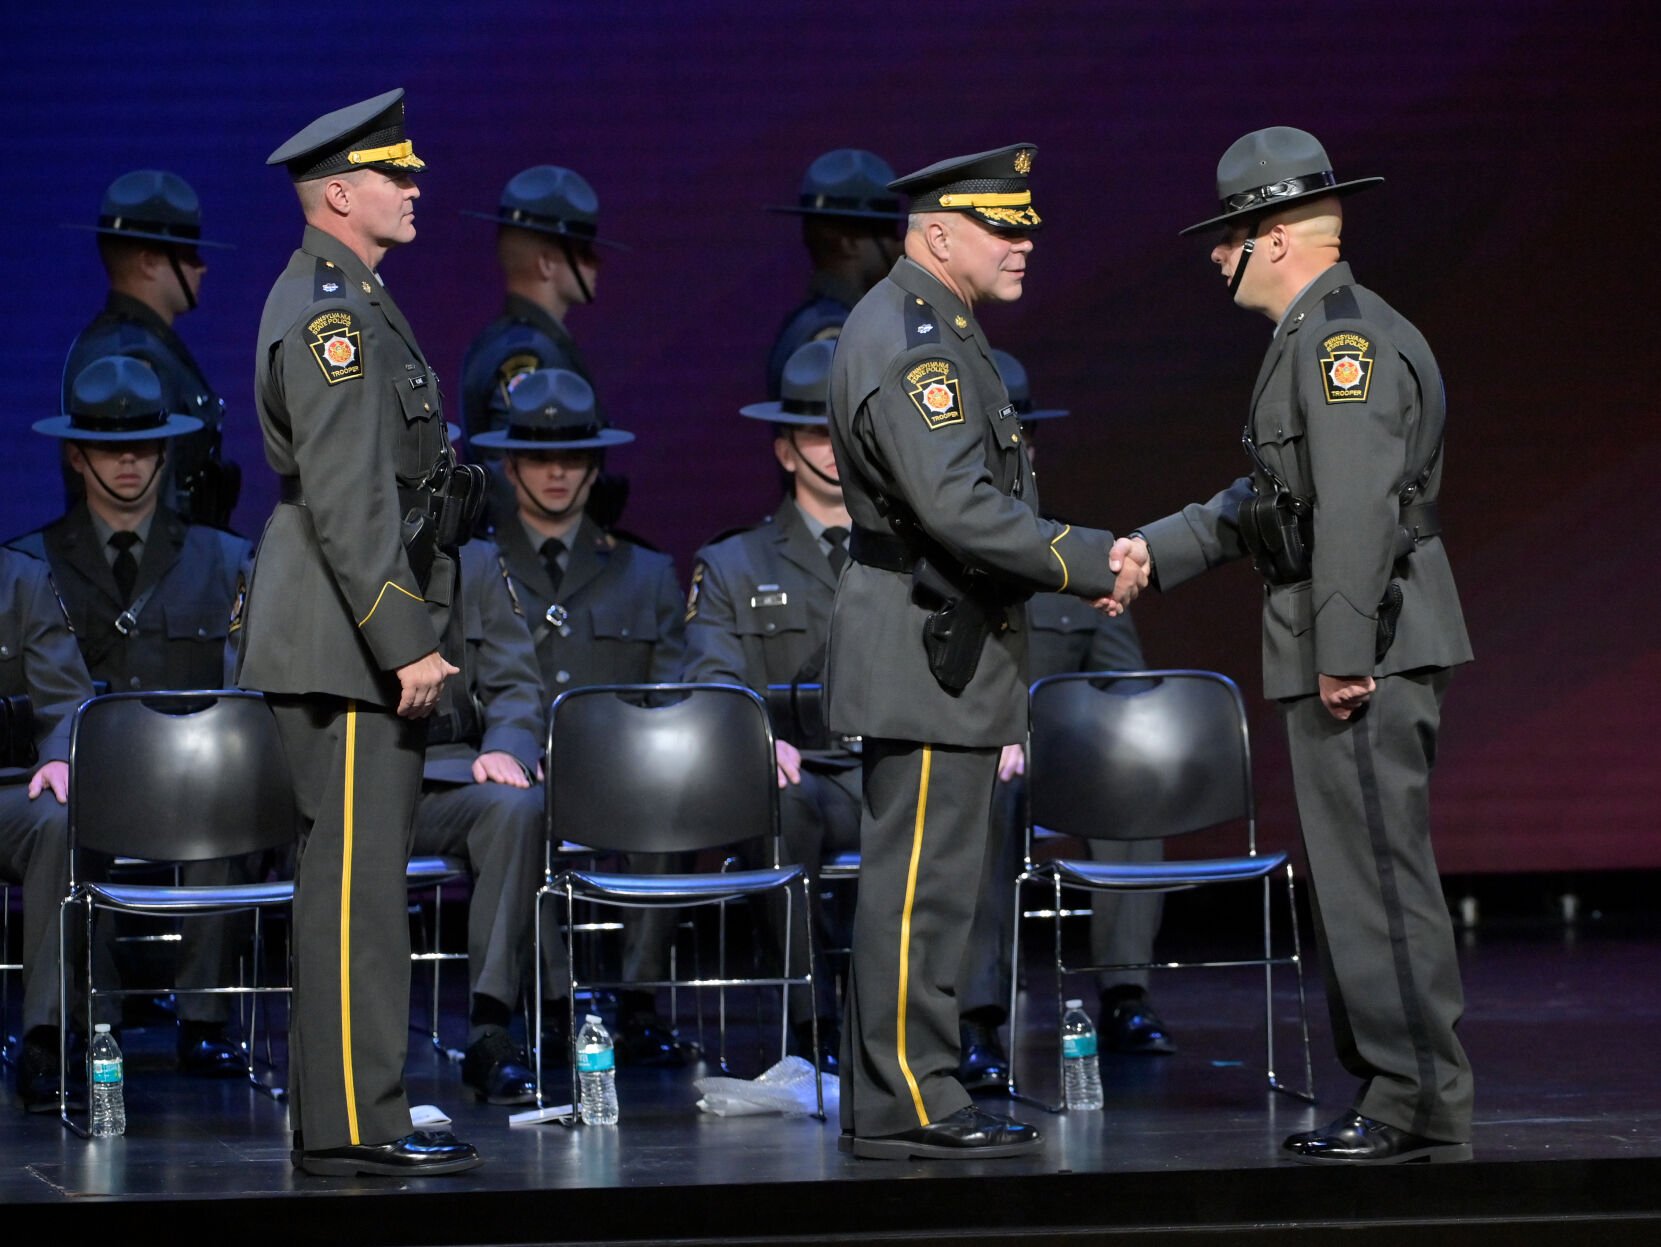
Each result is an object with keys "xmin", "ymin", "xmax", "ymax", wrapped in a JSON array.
[
  {"xmin": 0, "ymin": 693, "xmax": 36, "ymax": 769},
  {"xmin": 546, "ymin": 683, "xmax": 777, "ymax": 856},
  {"xmin": 68, "ymin": 690, "xmax": 298, "ymax": 862},
  {"xmin": 1028, "ymin": 670, "xmax": 1253, "ymax": 843}
]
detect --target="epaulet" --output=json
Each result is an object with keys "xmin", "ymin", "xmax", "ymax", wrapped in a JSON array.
[
  {"xmin": 701, "ymin": 516, "xmax": 769, "ymax": 549},
  {"xmin": 312, "ymin": 256, "xmax": 355, "ymax": 303},
  {"xmin": 1322, "ymin": 285, "xmax": 1361, "ymax": 321},
  {"xmin": 903, "ymin": 294, "xmax": 943, "ymax": 345},
  {"xmin": 606, "ymin": 527, "xmax": 662, "ymax": 553}
]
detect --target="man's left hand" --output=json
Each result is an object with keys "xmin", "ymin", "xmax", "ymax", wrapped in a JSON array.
[
  {"xmin": 28, "ymin": 760, "xmax": 69, "ymax": 804},
  {"xmin": 997, "ymin": 743, "xmax": 1025, "ymax": 783},
  {"xmin": 472, "ymin": 750, "xmax": 532, "ymax": 787},
  {"xmin": 1092, "ymin": 536, "xmax": 1150, "ymax": 616},
  {"xmin": 1319, "ymin": 673, "xmax": 1376, "ymax": 721}
]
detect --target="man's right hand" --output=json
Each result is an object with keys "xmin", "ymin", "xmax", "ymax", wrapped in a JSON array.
[
  {"xmin": 775, "ymin": 739, "xmax": 803, "ymax": 788},
  {"xmin": 394, "ymin": 650, "xmax": 460, "ymax": 719}
]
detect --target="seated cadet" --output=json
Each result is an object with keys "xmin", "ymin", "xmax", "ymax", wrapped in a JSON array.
[
  {"xmin": 1, "ymin": 547, "xmax": 97, "ymax": 1111},
  {"xmin": 956, "ymin": 352, "xmax": 1175, "ymax": 1093},
  {"xmin": 8, "ymin": 355, "xmax": 256, "ymax": 1077},
  {"xmin": 680, "ymin": 339, "xmax": 858, "ymax": 1070},
  {"xmin": 458, "ymin": 165, "xmax": 625, "ymax": 533},
  {"xmin": 762, "ymin": 149, "xmax": 907, "ymax": 399},
  {"xmin": 409, "ymin": 535, "xmax": 569, "ymax": 1105},
  {"xmin": 469, "ymin": 369, "xmax": 689, "ymax": 1066},
  {"xmin": 61, "ymin": 170, "xmax": 240, "ymax": 528}
]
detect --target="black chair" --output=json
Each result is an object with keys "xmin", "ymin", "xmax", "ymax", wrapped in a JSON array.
[
  {"xmin": 0, "ymin": 694, "xmax": 34, "ymax": 1064},
  {"xmin": 406, "ymin": 854, "xmax": 470, "ymax": 1058},
  {"xmin": 533, "ymin": 683, "xmax": 822, "ymax": 1119},
  {"xmin": 1006, "ymin": 670, "xmax": 1314, "ymax": 1110},
  {"xmin": 58, "ymin": 690, "xmax": 298, "ymax": 1134}
]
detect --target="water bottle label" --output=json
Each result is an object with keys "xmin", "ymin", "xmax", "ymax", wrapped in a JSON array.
[
  {"xmin": 577, "ymin": 1047, "xmax": 615, "ymax": 1073},
  {"xmin": 91, "ymin": 1058, "xmax": 123, "ymax": 1085},
  {"xmin": 1062, "ymin": 1035, "xmax": 1097, "ymax": 1060}
]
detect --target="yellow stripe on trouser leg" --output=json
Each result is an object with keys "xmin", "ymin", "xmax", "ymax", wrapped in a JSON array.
[
  {"xmin": 340, "ymin": 701, "xmax": 359, "ymax": 1144},
  {"xmin": 896, "ymin": 746, "xmax": 932, "ymax": 1126}
]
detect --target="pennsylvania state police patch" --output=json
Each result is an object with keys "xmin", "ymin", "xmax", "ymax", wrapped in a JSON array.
[
  {"xmin": 905, "ymin": 359, "xmax": 963, "ymax": 430},
  {"xmin": 1319, "ymin": 331, "xmax": 1373, "ymax": 403},
  {"xmin": 307, "ymin": 310, "xmax": 364, "ymax": 385}
]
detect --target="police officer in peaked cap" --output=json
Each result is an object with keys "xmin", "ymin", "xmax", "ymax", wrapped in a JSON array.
[{"xmin": 237, "ymin": 87, "xmax": 483, "ymax": 1177}]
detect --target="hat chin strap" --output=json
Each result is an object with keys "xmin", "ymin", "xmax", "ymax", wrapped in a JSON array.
[
  {"xmin": 558, "ymin": 237, "xmax": 594, "ymax": 305},
  {"xmin": 518, "ymin": 460, "xmax": 597, "ymax": 523},
  {"xmin": 788, "ymin": 430, "xmax": 840, "ymax": 490},
  {"xmin": 83, "ymin": 451, "xmax": 165, "ymax": 506},
  {"xmin": 167, "ymin": 249, "xmax": 197, "ymax": 313},
  {"xmin": 1228, "ymin": 219, "xmax": 1261, "ymax": 300}
]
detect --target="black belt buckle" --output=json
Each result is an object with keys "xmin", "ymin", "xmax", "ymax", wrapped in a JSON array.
[{"xmin": 114, "ymin": 609, "xmax": 139, "ymax": 637}]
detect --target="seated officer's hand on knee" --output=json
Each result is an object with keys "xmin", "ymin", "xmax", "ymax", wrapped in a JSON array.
[{"xmin": 775, "ymin": 739, "xmax": 803, "ymax": 788}]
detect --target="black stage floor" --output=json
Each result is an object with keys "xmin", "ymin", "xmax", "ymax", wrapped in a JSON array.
[{"xmin": 4, "ymin": 890, "xmax": 1661, "ymax": 1245}]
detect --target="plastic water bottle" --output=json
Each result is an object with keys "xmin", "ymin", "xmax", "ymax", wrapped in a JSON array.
[
  {"xmin": 89, "ymin": 1023, "xmax": 127, "ymax": 1137},
  {"xmin": 1061, "ymin": 999, "xmax": 1104, "ymax": 1111},
  {"xmin": 577, "ymin": 1013, "xmax": 619, "ymax": 1125}
]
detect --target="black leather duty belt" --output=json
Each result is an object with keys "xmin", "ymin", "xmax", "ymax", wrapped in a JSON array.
[{"xmin": 848, "ymin": 525, "xmax": 913, "ymax": 572}]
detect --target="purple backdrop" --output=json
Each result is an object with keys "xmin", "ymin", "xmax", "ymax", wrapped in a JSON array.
[{"xmin": 3, "ymin": 1, "xmax": 1655, "ymax": 872}]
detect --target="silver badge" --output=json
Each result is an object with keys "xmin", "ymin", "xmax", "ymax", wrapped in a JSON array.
[
  {"xmin": 545, "ymin": 603, "xmax": 569, "ymax": 627},
  {"xmin": 917, "ymin": 322, "xmax": 934, "ymax": 334},
  {"xmin": 322, "ymin": 282, "xmax": 339, "ymax": 293}
]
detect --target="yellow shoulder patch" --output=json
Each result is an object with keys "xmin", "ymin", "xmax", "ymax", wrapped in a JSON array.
[
  {"xmin": 1318, "ymin": 331, "xmax": 1373, "ymax": 403},
  {"xmin": 307, "ymin": 309, "xmax": 364, "ymax": 385},
  {"xmin": 685, "ymin": 561, "xmax": 705, "ymax": 622},
  {"xmin": 905, "ymin": 358, "xmax": 964, "ymax": 430}
]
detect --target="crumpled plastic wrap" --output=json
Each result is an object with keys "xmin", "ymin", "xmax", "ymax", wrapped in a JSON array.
[{"xmin": 695, "ymin": 1055, "xmax": 838, "ymax": 1117}]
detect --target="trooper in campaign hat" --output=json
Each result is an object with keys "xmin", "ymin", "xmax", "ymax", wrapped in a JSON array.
[
  {"xmin": 1126, "ymin": 125, "xmax": 1474, "ymax": 1165},
  {"xmin": 764, "ymin": 149, "xmax": 908, "ymax": 400},
  {"xmin": 14, "ymin": 353, "xmax": 255, "ymax": 1082},
  {"xmin": 240, "ymin": 87, "xmax": 487, "ymax": 1178},
  {"xmin": 474, "ymin": 369, "xmax": 687, "ymax": 1068},
  {"xmin": 459, "ymin": 165, "xmax": 624, "ymax": 533},
  {"xmin": 60, "ymin": 170, "xmax": 237, "ymax": 528},
  {"xmin": 680, "ymin": 336, "xmax": 856, "ymax": 1075}
]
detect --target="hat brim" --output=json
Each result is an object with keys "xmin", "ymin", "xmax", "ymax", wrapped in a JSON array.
[
  {"xmin": 32, "ymin": 413, "xmax": 204, "ymax": 441},
  {"xmin": 764, "ymin": 204, "xmax": 908, "ymax": 222},
  {"xmin": 1178, "ymin": 176, "xmax": 1383, "ymax": 237},
  {"xmin": 468, "ymin": 428, "xmax": 635, "ymax": 451},
  {"xmin": 738, "ymin": 402, "xmax": 829, "ymax": 426},
  {"xmin": 459, "ymin": 210, "xmax": 630, "ymax": 251},
  {"xmin": 61, "ymin": 223, "xmax": 235, "ymax": 250}
]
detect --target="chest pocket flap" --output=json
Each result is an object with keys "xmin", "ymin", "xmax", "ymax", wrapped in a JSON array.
[
  {"xmin": 1253, "ymin": 398, "xmax": 1305, "ymax": 449},
  {"xmin": 731, "ymin": 592, "xmax": 810, "ymax": 639},
  {"xmin": 165, "ymin": 603, "xmax": 230, "ymax": 642},
  {"xmin": 1027, "ymin": 596, "xmax": 1097, "ymax": 635},
  {"xmin": 589, "ymin": 600, "xmax": 662, "ymax": 643}
]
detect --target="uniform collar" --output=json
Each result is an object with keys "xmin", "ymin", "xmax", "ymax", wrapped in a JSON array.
[
  {"xmin": 503, "ymin": 292, "xmax": 572, "ymax": 343},
  {"xmin": 890, "ymin": 257, "xmax": 984, "ymax": 347},
  {"xmin": 301, "ymin": 224, "xmax": 382, "ymax": 303},
  {"xmin": 1275, "ymin": 261, "xmax": 1355, "ymax": 339}
]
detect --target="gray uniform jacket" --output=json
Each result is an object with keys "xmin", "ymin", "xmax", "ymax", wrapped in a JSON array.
[
  {"xmin": 8, "ymin": 504, "xmax": 248, "ymax": 694},
  {"xmin": 682, "ymin": 499, "xmax": 853, "ymax": 765},
  {"xmin": 826, "ymin": 257, "xmax": 1120, "ymax": 745},
  {"xmin": 459, "ymin": 294, "xmax": 592, "ymax": 446},
  {"xmin": 0, "ymin": 550, "xmax": 93, "ymax": 783},
  {"xmin": 236, "ymin": 225, "xmax": 459, "ymax": 706},
  {"xmin": 765, "ymin": 271, "xmax": 863, "ymax": 400},
  {"xmin": 491, "ymin": 515, "xmax": 684, "ymax": 697},
  {"xmin": 63, "ymin": 292, "xmax": 226, "ymax": 518},
  {"xmin": 1138, "ymin": 262, "xmax": 1472, "ymax": 699},
  {"xmin": 424, "ymin": 539, "xmax": 545, "ymax": 786},
  {"xmin": 1025, "ymin": 591, "xmax": 1146, "ymax": 681}
]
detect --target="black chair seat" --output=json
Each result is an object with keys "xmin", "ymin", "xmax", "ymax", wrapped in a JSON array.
[
  {"xmin": 85, "ymin": 880, "xmax": 294, "ymax": 913},
  {"xmin": 559, "ymin": 864, "xmax": 802, "ymax": 903}
]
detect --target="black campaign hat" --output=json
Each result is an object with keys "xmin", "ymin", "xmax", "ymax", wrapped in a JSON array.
[
  {"xmin": 34, "ymin": 356, "xmax": 203, "ymax": 442},
  {"xmin": 889, "ymin": 143, "xmax": 1040, "ymax": 230},
  {"xmin": 469, "ymin": 369, "xmax": 635, "ymax": 452},
  {"xmin": 1180, "ymin": 126, "xmax": 1382, "ymax": 236},
  {"xmin": 63, "ymin": 170, "xmax": 233, "ymax": 250},
  {"xmin": 739, "ymin": 339, "xmax": 834, "ymax": 426},
  {"xmin": 766, "ymin": 149, "xmax": 906, "ymax": 221},
  {"xmin": 462, "ymin": 165, "xmax": 627, "ymax": 251},
  {"xmin": 267, "ymin": 88, "xmax": 425, "ymax": 182},
  {"xmin": 991, "ymin": 350, "xmax": 1068, "ymax": 423}
]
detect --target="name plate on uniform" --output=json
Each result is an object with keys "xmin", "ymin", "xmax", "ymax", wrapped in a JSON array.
[{"xmin": 750, "ymin": 589, "xmax": 788, "ymax": 609}]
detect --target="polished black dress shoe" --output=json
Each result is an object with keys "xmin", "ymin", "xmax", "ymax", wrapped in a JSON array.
[
  {"xmin": 1283, "ymin": 1111, "xmax": 1472, "ymax": 1165},
  {"xmin": 839, "ymin": 1105, "xmax": 1043, "ymax": 1159},
  {"xmin": 792, "ymin": 1019, "xmax": 840, "ymax": 1074},
  {"xmin": 618, "ymin": 1012, "xmax": 684, "ymax": 1068},
  {"xmin": 178, "ymin": 1022, "xmax": 247, "ymax": 1077},
  {"xmin": 297, "ymin": 1130, "xmax": 483, "ymax": 1176},
  {"xmin": 460, "ymin": 1030, "xmax": 536, "ymax": 1105},
  {"xmin": 15, "ymin": 1031, "xmax": 86, "ymax": 1115},
  {"xmin": 956, "ymin": 1018, "xmax": 1011, "ymax": 1092},
  {"xmin": 1100, "ymin": 993, "xmax": 1176, "ymax": 1056}
]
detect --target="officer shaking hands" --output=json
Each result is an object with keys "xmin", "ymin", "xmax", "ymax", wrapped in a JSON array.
[{"xmin": 826, "ymin": 144, "xmax": 1146, "ymax": 1160}]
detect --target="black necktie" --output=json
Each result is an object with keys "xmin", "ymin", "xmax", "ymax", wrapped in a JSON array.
[
  {"xmin": 823, "ymin": 526, "xmax": 849, "ymax": 577},
  {"xmin": 109, "ymin": 531, "xmax": 140, "ymax": 604},
  {"xmin": 540, "ymin": 537, "xmax": 566, "ymax": 594}
]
